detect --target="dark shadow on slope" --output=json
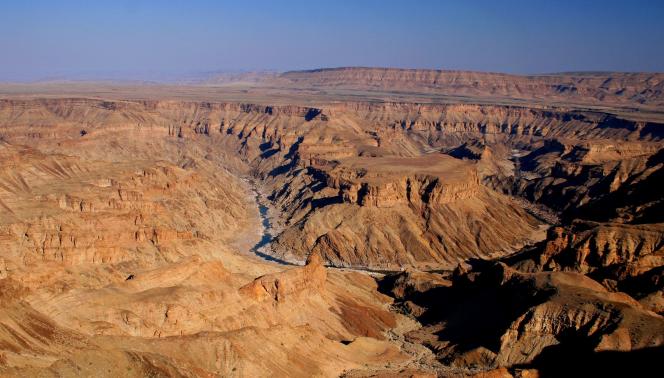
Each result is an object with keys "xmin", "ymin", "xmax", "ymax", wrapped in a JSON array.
[
  {"xmin": 304, "ymin": 108, "xmax": 322, "ymax": 121},
  {"xmin": 378, "ymin": 260, "xmax": 554, "ymax": 355},
  {"xmin": 640, "ymin": 122, "xmax": 664, "ymax": 140},
  {"xmin": 523, "ymin": 345, "xmax": 664, "ymax": 378},
  {"xmin": 310, "ymin": 196, "xmax": 343, "ymax": 209}
]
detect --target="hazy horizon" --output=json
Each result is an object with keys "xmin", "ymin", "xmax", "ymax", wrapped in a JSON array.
[{"xmin": 2, "ymin": 0, "xmax": 664, "ymax": 82}]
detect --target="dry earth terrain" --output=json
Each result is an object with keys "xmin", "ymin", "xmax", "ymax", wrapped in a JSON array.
[{"xmin": 0, "ymin": 68, "xmax": 663, "ymax": 377}]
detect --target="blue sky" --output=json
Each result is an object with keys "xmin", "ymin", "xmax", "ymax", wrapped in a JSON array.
[{"xmin": 1, "ymin": 0, "xmax": 663, "ymax": 81}]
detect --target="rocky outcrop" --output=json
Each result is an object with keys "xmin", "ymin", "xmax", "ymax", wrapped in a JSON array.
[
  {"xmin": 494, "ymin": 143, "xmax": 664, "ymax": 317},
  {"xmin": 380, "ymin": 262, "xmax": 664, "ymax": 374},
  {"xmin": 497, "ymin": 140, "xmax": 664, "ymax": 216},
  {"xmin": 0, "ymin": 77, "xmax": 662, "ymax": 376},
  {"xmin": 272, "ymin": 184, "xmax": 542, "ymax": 269},
  {"xmin": 323, "ymin": 155, "xmax": 480, "ymax": 208},
  {"xmin": 491, "ymin": 266, "xmax": 663, "ymax": 366},
  {"xmin": 240, "ymin": 253, "xmax": 327, "ymax": 302},
  {"xmin": 504, "ymin": 222, "xmax": 664, "ymax": 315},
  {"xmin": 0, "ymin": 142, "xmax": 249, "ymax": 270},
  {"xmin": 512, "ymin": 223, "xmax": 664, "ymax": 277}
]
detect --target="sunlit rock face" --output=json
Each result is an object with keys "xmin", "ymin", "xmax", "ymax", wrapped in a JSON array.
[{"xmin": 0, "ymin": 67, "xmax": 663, "ymax": 376}]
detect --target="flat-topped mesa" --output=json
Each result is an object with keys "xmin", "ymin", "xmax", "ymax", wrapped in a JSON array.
[
  {"xmin": 279, "ymin": 67, "xmax": 664, "ymax": 107},
  {"xmin": 561, "ymin": 140, "xmax": 662, "ymax": 163},
  {"xmin": 323, "ymin": 155, "xmax": 480, "ymax": 208},
  {"xmin": 297, "ymin": 142, "xmax": 357, "ymax": 166}
]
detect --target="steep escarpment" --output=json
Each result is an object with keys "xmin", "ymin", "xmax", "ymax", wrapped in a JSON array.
[
  {"xmin": 502, "ymin": 218, "xmax": 664, "ymax": 316},
  {"xmin": 271, "ymin": 155, "xmax": 540, "ymax": 269},
  {"xmin": 485, "ymin": 136, "xmax": 664, "ymax": 314},
  {"xmin": 379, "ymin": 261, "xmax": 664, "ymax": 376},
  {"xmin": 324, "ymin": 155, "xmax": 480, "ymax": 207},
  {"xmin": 3, "ymin": 98, "xmax": 662, "ymax": 270},
  {"xmin": 493, "ymin": 139, "xmax": 663, "ymax": 214},
  {"xmin": 279, "ymin": 67, "xmax": 664, "ymax": 108}
]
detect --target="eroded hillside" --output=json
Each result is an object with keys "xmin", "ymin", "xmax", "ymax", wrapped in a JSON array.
[{"xmin": 0, "ymin": 84, "xmax": 662, "ymax": 377}]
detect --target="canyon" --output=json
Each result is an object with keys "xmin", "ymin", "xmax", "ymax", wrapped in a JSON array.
[{"xmin": 0, "ymin": 67, "xmax": 663, "ymax": 377}]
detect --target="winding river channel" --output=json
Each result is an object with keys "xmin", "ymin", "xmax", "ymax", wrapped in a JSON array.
[
  {"xmin": 244, "ymin": 179, "xmax": 443, "ymax": 275},
  {"xmin": 247, "ymin": 180, "xmax": 294, "ymax": 265}
]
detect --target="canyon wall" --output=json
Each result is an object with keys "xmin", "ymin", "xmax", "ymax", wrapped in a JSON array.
[
  {"xmin": 0, "ymin": 98, "xmax": 410, "ymax": 377},
  {"xmin": 278, "ymin": 67, "xmax": 664, "ymax": 108},
  {"xmin": 0, "ymin": 92, "xmax": 662, "ymax": 376},
  {"xmin": 2, "ymin": 98, "xmax": 662, "ymax": 269}
]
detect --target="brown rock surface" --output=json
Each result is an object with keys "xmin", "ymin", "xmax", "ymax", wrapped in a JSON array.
[
  {"xmin": 277, "ymin": 68, "xmax": 664, "ymax": 109},
  {"xmin": 269, "ymin": 154, "xmax": 541, "ymax": 269},
  {"xmin": 240, "ymin": 252, "xmax": 327, "ymax": 302},
  {"xmin": 0, "ymin": 98, "xmax": 413, "ymax": 376},
  {"xmin": 379, "ymin": 262, "xmax": 664, "ymax": 375},
  {"xmin": 0, "ymin": 69, "xmax": 662, "ymax": 376}
]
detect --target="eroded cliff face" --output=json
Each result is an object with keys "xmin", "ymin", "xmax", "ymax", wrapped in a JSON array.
[
  {"xmin": 3, "ymin": 98, "xmax": 662, "ymax": 270},
  {"xmin": 492, "ymin": 139, "xmax": 663, "ymax": 213},
  {"xmin": 379, "ymin": 261, "xmax": 664, "ymax": 375},
  {"xmin": 0, "ymin": 99, "xmax": 414, "ymax": 376},
  {"xmin": 0, "ymin": 95, "xmax": 662, "ymax": 376},
  {"xmin": 268, "ymin": 154, "xmax": 541, "ymax": 269},
  {"xmin": 278, "ymin": 67, "xmax": 664, "ymax": 108},
  {"xmin": 240, "ymin": 252, "xmax": 328, "ymax": 302},
  {"xmin": 0, "ymin": 141, "xmax": 250, "ymax": 274},
  {"xmin": 324, "ymin": 156, "xmax": 480, "ymax": 208},
  {"xmin": 485, "ymin": 135, "xmax": 664, "ymax": 316}
]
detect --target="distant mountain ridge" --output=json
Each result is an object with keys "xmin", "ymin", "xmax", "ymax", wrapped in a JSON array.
[{"xmin": 274, "ymin": 67, "xmax": 664, "ymax": 107}]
